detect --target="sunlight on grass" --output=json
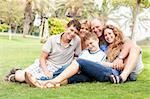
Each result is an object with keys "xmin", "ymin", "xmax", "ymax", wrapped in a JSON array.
[{"xmin": 0, "ymin": 36, "xmax": 150, "ymax": 99}]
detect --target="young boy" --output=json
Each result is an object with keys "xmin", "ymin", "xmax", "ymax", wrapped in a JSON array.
[
  {"xmin": 78, "ymin": 32, "xmax": 106, "ymax": 62},
  {"xmin": 24, "ymin": 32, "xmax": 107, "ymax": 88},
  {"xmin": 5, "ymin": 19, "xmax": 81, "ymax": 83}
]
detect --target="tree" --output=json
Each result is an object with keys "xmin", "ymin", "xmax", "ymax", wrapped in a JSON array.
[
  {"xmin": 131, "ymin": 0, "xmax": 141, "ymax": 40},
  {"xmin": 0, "ymin": 0, "xmax": 24, "ymax": 27},
  {"xmin": 111, "ymin": 0, "xmax": 150, "ymax": 40},
  {"xmin": 32, "ymin": 0, "xmax": 55, "ymax": 40},
  {"xmin": 23, "ymin": 0, "xmax": 34, "ymax": 37}
]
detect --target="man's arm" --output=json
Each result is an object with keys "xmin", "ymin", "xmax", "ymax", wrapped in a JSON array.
[
  {"xmin": 113, "ymin": 40, "xmax": 135, "ymax": 70},
  {"xmin": 40, "ymin": 51, "xmax": 53, "ymax": 77},
  {"xmin": 74, "ymin": 37, "xmax": 82, "ymax": 57}
]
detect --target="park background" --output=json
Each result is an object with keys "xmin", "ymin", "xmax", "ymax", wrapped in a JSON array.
[{"xmin": 0, "ymin": 0, "xmax": 150, "ymax": 99}]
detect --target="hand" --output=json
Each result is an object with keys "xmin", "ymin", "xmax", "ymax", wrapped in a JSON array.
[
  {"xmin": 43, "ymin": 70, "xmax": 53, "ymax": 78},
  {"xmin": 113, "ymin": 58, "xmax": 124, "ymax": 70}
]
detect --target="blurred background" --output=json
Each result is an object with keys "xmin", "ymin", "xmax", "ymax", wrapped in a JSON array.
[{"xmin": 0, "ymin": 0, "xmax": 150, "ymax": 41}]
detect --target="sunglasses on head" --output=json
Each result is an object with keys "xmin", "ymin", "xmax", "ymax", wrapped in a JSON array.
[{"xmin": 105, "ymin": 25, "xmax": 114, "ymax": 30}]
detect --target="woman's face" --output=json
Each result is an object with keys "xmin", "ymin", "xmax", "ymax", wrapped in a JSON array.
[
  {"xmin": 104, "ymin": 28, "xmax": 115, "ymax": 44},
  {"xmin": 79, "ymin": 25, "xmax": 89, "ymax": 38}
]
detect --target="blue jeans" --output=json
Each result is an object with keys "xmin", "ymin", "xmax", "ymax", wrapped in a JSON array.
[
  {"xmin": 68, "ymin": 73, "xmax": 93, "ymax": 84},
  {"xmin": 76, "ymin": 59, "xmax": 114, "ymax": 82}
]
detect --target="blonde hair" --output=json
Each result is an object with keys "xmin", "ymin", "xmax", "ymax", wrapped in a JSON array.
[
  {"xmin": 102, "ymin": 25, "xmax": 124, "ymax": 62},
  {"xmin": 80, "ymin": 20, "xmax": 91, "ymax": 31},
  {"xmin": 79, "ymin": 20, "xmax": 91, "ymax": 50},
  {"xmin": 84, "ymin": 32, "xmax": 99, "ymax": 41}
]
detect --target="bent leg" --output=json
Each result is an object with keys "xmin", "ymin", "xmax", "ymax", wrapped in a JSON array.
[
  {"xmin": 68, "ymin": 73, "xmax": 92, "ymax": 84},
  {"xmin": 47, "ymin": 59, "xmax": 80, "ymax": 84},
  {"xmin": 120, "ymin": 45, "xmax": 141, "ymax": 82},
  {"xmin": 77, "ymin": 59, "xmax": 113, "ymax": 82}
]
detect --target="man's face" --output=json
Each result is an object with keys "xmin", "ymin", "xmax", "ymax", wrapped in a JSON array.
[
  {"xmin": 65, "ymin": 25, "xmax": 78, "ymax": 40},
  {"xmin": 91, "ymin": 21, "xmax": 103, "ymax": 37}
]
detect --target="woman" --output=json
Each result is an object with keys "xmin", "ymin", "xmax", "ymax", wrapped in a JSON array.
[{"xmin": 78, "ymin": 20, "xmax": 91, "ymax": 50}]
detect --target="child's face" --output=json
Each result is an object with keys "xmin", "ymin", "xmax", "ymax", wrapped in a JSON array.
[
  {"xmin": 85, "ymin": 38, "xmax": 99, "ymax": 52},
  {"xmin": 104, "ymin": 28, "xmax": 115, "ymax": 44},
  {"xmin": 65, "ymin": 25, "xmax": 79, "ymax": 40}
]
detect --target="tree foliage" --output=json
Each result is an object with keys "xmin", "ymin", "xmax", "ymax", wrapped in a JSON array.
[
  {"xmin": 0, "ymin": 0, "xmax": 24, "ymax": 25},
  {"xmin": 48, "ymin": 18, "xmax": 66, "ymax": 35}
]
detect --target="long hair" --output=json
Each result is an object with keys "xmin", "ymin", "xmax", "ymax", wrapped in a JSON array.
[
  {"xmin": 102, "ymin": 25, "xmax": 124, "ymax": 62},
  {"xmin": 79, "ymin": 20, "xmax": 91, "ymax": 50}
]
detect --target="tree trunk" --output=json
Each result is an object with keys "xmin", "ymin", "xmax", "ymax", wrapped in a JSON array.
[
  {"xmin": 23, "ymin": 0, "xmax": 33, "ymax": 37},
  {"xmin": 131, "ymin": 0, "xmax": 141, "ymax": 40}
]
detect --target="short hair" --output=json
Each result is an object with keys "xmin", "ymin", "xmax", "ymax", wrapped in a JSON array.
[
  {"xmin": 84, "ymin": 32, "xmax": 98, "ymax": 41},
  {"xmin": 90, "ymin": 18, "xmax": 104, "ymax": 26},
  {"xmin": 67, "ymin": 19, "xmax": 81, "ymax": 31}
]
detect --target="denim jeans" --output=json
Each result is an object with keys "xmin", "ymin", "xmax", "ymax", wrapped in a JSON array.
[
  {"xmin": 68, "ymin": 73, "xmax": 93, "ymax": 84},
  {"xmin": 76, "ymin": 59, "xmax": 114, "ymax": 82}
]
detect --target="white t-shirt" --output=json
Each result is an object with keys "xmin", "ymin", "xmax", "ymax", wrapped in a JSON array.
[{"xmin": 78, "ymin": 49, "xmax": 106, "ymax": 63}]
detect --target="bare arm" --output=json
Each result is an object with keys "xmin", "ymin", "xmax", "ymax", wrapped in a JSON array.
[
  {"xmin": 40, "ymin": 51, "xmax": 53, "ymax": 77},
  {"xmin": 113, "ymin": 39, "xmax": 135, "ymax": 70}
]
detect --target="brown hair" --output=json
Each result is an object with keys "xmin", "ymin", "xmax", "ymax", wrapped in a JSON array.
[
  {"xmin": 102, "ymin": 25, "xmax": 124, "ymax": 62},
  {"xmin": 80, "ymin": 20, "xmax": 91, "ymax": 31},
  {"xmin": 67, "ymin": 19, "xmax": 81, "ymax": 31}
]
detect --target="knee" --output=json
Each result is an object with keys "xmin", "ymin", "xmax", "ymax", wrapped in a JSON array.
[
  {"xmin": 76, "ymin": 59, "xmax": 87, "ymax": 70},
  {"xmin": 76, "ymin": 59, "xmax": 84, "ymax": 65},
  {"xmin": 15, "ymin": 70, "xmax": 25, "ymax": 82},
  {"xmin": 131, "ymin": 45, "xmax": 141, "ymax": 54}
]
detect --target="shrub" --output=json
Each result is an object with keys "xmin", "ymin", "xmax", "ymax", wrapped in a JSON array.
[
  {"xmin": 0, "ymin": 24, "xmax": 10, "ymax": 32},
  {"xmin": 48, "ymin": 18, "xmax": 67, "ymax": 35}
]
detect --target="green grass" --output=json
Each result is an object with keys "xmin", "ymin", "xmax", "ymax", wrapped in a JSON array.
[{"xmin": 0, "ymin": 36, "xmax": 150, "ymax": 99}]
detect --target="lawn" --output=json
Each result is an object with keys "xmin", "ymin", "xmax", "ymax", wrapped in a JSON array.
[{"xmin": 0, "ymin": 36, "xmax": 150, "ymax": 99}]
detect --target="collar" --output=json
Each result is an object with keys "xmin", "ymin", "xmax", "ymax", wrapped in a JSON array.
[
  {"xmin": 56, "ymin": 33, "xmax": 75, "ymax": 46},
  {"xmin": 88, "ymin": 49, "xmax": 101, "ymax": 54}
]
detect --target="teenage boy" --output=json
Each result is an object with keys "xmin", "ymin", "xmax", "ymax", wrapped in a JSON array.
[
  {"xmin": 24, "ymin": 32, "xmax": 107, "ymax": 88},
  {"xmin": 5, "ymin": 19, "xmax": 81, "ymax": 83}
]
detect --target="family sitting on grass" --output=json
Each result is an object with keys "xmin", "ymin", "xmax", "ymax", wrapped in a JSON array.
[{"xmin": 5, "ymin": 19, "xmax": 144, "ymax": 88}]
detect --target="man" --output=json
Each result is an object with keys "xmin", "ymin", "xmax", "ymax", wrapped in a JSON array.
[{"xmin": 5, "ymin": 19, "xmax": 81, "ymax": 83}]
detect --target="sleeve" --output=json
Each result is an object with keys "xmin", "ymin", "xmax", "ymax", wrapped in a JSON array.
[
  {"xmin": 100, "ymin": 44, "xmax": 108, "ymax": 52},
  {"xmin": 42, "ymin": 37, "xmax": 52, "ymax": 53},
  {"xmin": 74, "ymin": 37, "xmax": 81, "ymax": 56},
  {"xmin": 78, "ymin": 50, "xmax": 85, "ymax": 59}
]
